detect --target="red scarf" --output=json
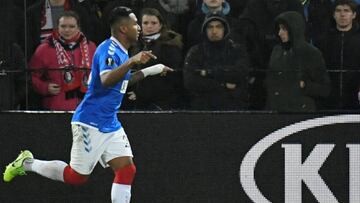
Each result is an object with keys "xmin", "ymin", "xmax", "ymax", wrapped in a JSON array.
[{"xmin": 51, "ymin": 30, "xmax": 90, "ymax": 93}]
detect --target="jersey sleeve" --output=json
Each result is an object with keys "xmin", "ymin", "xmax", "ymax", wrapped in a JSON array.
[{"xmin": 98, "ymin": 48, "xmax": 119, "ymax": 75}]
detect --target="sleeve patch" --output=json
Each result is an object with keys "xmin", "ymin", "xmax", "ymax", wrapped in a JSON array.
[{"xmin": 106, "ymin": 57, "xmax": 114, "ymax": 66}]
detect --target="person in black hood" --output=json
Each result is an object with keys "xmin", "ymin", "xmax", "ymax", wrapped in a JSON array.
[
  {"xmin": 265, "ymin": 11, "xmax": 331, "ymax": 112},
  {"xmin": 183, "ymin": 12, "xmax": 250, "ymax": 110},
  {"xmin": 238, "ymin": 0, "xmax": 303, "ymax": 110},
  {"xmin": 316, "ymin": 0, "xmax": 360, "ymax": 110}
]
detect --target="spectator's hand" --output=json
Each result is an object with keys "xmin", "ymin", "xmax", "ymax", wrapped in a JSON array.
[
  {"xmin": 225, "ymin": 83, "xmax": 236, "ymax": 90},
  {"xmin": 300, "ymin": 80, "xmax": 305, "ymax": 89},
  {"xmin": 48, "ymin": 83, "xmax": 61, "ymax": 95},
  {"xmin": 127, "ymin": 91, "xmax": 137, "ymax": 101},
  {"xmin": 130, "ymin": 50, "xmax": 157, "ymax": 65}
]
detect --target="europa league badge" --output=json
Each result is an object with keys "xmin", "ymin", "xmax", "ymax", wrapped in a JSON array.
[
  {"xmin": 82, "ymin": 73, "xmax": 88, "ymax": 87},
  {"xmin": 64, "ymin": 70, "xmax": 74, "ymax": 83}
]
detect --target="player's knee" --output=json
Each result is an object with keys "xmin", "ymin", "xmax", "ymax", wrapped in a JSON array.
[
  {"xmin": 63, "ymin": 165, "xmax": 88, "ymax": 185},
  {"xmin": 113, "ymin": 164, "xmax": 136, "ymax": 185}
]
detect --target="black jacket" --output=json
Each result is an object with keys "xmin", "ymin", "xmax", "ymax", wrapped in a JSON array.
[
  {"xmin": 0, "ymin": 42, "xmax": 26, "ymax": 110},
  {"xmin": 126, "ymin": 30, "xmax": 185, "ymax": 110},
  {"xmin": 265, "ymin": 11, "xmax": 331, "ymax": 112},
  {"xmin": 316, "ymin": 24, "xmax": 360, "ymax": 110},
  {"xmin": 238, "ymin": 0, "xmax": 304, "ymax": 110},
  {"xmin": 184, "ymin": 14, "xmax": 250, "ymax": 110}
]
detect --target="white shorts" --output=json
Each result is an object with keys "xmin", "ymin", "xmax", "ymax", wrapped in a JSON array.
[{"xmin": 70, "ymin": 124, "xmax": 133, "ymax": 175}]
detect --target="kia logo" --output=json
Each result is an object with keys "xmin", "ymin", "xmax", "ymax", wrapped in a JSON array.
[{"xmin": 240, "ymin": 114, "xmax": 360, "ymax": 203}]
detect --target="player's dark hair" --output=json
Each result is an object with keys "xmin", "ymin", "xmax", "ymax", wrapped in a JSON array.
[{"xmin": 108, "ymin": 6, "xmax": 133, "ymax": 27}]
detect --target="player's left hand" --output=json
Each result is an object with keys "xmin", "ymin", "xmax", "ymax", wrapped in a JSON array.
[{"xmin": 160, "ymin": 66, "xmax": 174, "ymax": 76}]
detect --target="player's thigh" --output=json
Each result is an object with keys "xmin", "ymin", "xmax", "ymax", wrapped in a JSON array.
[
  {"xmin": 108, "ymin": 156, "xmax": 134, "ymax": 171},
  {"xmin": 100, "ymin": 128, "xmax": 134, "ymax": 170},
  {"xmin": 70, "ymin": 124, "xmax": 108, "ymax": 174}
]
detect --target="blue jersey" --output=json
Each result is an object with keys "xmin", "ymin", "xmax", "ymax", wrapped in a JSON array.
[{"xmin": 72, "ymin": 37, "xmax": 131, "ymax": 133}]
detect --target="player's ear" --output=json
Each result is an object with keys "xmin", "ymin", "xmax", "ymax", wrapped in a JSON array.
[{"xmin": 119, "ymin": 23, "xmax": 129, "ymax": 34}]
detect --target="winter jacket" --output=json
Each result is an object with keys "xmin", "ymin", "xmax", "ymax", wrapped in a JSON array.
[
  {"xmin": 238, "ymin": 0, "xmax": 304, "ymax": 110},
  {"xmin": 0, "ymin": 42, "xmax": 26, "ymax": 110},
  {"xmin": 265, "ymin": 11, "xmax": 330, "ymax": 112},
  {"xmin": 127, "ymin": 30, "xmax": 185, "ymax": 110},
  {"xmin": 184, "ymin": 13, "xmax": 250, "ymax": 110},
  {"xmin": 316, "ymin": 24, "xmax": 360, "ymax": 110},
  {"xmin": 29, "ymin": 35, "xmax": 96, "ymax": 110}
]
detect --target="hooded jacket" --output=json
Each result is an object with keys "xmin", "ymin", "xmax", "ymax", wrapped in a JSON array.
[
  {"xmin": 184, "ymin": 13, "xmax": 250, "ymax": 110},
  {"xmin": 237, "ymin": 0, "xmax": 304, "ymax": 110},
  {"xmin": 265, "ymin": 11, "xmax": 330, "ymax": 112}
]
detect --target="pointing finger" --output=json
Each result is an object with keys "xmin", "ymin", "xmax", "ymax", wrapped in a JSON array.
[{"xmin": 143, "ymin": 50, "xmax": 157, "ymax": 60}]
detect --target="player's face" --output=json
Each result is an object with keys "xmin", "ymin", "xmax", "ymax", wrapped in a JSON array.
[
  {"xmin": 206, "ymin": 20, "xmax": 225, "ymax": 42},
  {"xmin": 58, "ymin": 16, "xmax": 80, "ymax": 40},
  {"xmin": 278, "ymin": 24, "xmax": 289, "ymax": 43},
  {"xmin": 126, "ymin": 13, "xmax": 141, "ymax": 43},
  {"xmin": 141, "ymin": 15, "xmax": 162, "ymax": 36},
  {"xmin": 334, "ymin": 5, "xmax": 356, "ymax": 31}
]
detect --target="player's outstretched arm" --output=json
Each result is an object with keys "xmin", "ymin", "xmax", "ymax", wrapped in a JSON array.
[
  {"xmin": 129, "ymin": 64, "xmax": 174, "ymax": 86},
  {"xmin": 101, "ymin": 51, "xmax": 157, "ymax": 87}
]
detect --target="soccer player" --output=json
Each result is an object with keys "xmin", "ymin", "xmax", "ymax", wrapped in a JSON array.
[{"xmin": 3, "ymin": 6, "xmax": 172, "ymax": 203}]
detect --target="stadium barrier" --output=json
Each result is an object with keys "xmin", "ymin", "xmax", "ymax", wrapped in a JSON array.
[{"xmin": 0, "ymin": 112, "xmax": 359, "ymax": 202}]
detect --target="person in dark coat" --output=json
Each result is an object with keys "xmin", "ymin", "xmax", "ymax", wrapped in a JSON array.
[
  {"xmin": 265, "ymin": 11, "xmax": 331, "ymax": 112},
  {"xmin": 316, "ymin": 0, "xmax": 360, "ymax": 110},
  {"xmin": 184, "ymin": 13, "xmax": 250, "ymax": 110},
  {"xmin": 124, "ymin": 8, "xmax": 185, "ymax": 110},
  {"xmin": 238, "ymin": 0, "xmax": 304, "ymax": 110},
  {"xmin": 0, "ymin": 40, "xmax": 26, "ymax": 110},
  {"xmin": 0, "ymin": 0, "xmax": 26, "ymax": 110}
]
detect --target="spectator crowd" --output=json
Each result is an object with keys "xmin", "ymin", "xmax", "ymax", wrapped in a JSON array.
[{"xmin": 1, "ymin": 0, "xmax": 360, "ymax": 112}]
